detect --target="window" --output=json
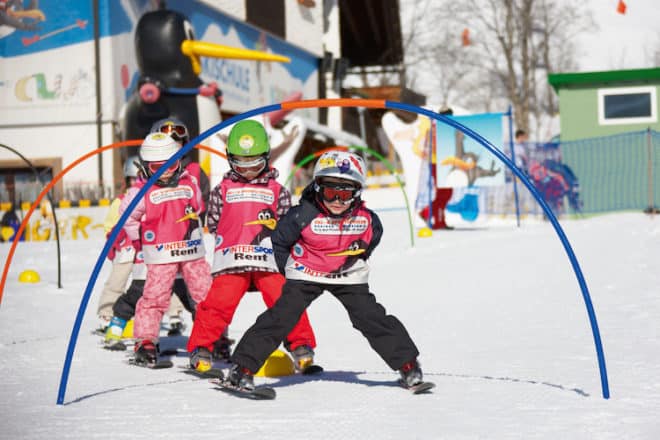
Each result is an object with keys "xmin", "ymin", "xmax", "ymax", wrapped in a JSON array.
[
  {"xmin": 598, "ymin": 86, "xmax": 657, "ymax": 125},
  {"xmin": 246, "ymin": 0, "xmax": 285, "ymax": 39}
]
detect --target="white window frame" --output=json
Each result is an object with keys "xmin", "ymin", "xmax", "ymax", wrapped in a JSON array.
[{"xmin": 597, "ymin": 86, "xmax": 657, "ymax": 125}]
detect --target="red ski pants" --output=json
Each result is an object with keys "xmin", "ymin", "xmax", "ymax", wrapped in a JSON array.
[{"xmin": 187, "ymin": 271, "xmax": 316, "ymax": 353}]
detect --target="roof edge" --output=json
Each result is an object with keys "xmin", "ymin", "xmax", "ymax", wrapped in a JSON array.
[{"xmin": 548, "ymin": 67, "xmax": 660, "ymax": 92}]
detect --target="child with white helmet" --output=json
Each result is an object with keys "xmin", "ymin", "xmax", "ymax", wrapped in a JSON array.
[
  {"xmin": 225, "ymin": 149, "xmax": 428, "ymax": 393},
  {"xmin": 120, "ymin": 132, "xmax": 212, "ymax": 365},
  {"xmin": 186, "ymin": 119, "xmax": 316, "ymax": 373},
  {"xmin": 148, "ymin": 117, "xmax": 211, "ymax": 335}
]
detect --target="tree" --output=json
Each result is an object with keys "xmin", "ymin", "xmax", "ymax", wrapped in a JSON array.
[{"xmin": 401, "ymin": 0, "xmax": 596, "ymax": 137}]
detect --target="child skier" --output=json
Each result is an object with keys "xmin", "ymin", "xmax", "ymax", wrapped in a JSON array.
[
  {"xmin": 121, "ymin": 132, "xmax": 212, "ymax": 365},
  {"xmin": 149, "ymin": 117, "xmax": 211, "ymax": 332},
  {"xmin": 101, "ymin": 154, "xmax": 195, "ymax": 347},
  {"xmin": 186, "ymin": 119, "xmax": 316, "ymax": 373},
  {"xmin": 226, "ymin": 150, "xmax": 425, "ymax": 392}
]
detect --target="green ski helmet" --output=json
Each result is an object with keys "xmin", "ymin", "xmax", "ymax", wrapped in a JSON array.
[
  {"xmin": 226, "ymin": 120, "xmax": 271, "ymax": 177},
  {"xmin": 227, "ymin": 120, "xmax": 270, "ymax": 157}
]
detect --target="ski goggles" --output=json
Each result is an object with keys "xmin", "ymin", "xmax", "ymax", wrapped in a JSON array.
[
  {"xmin": 147, "ymin": 160, "xmax": 180, "ymax": 175},
  {"xmin": 156, "ymin": 122, "xmax": 188, "ymax": 142},
  {"xmin": 229, "ymin": 156, "xmax": 267, "ymax": 175},
  {"xmin": 317, "ymin": 183, "xmax": 359, "ymax": 203}
]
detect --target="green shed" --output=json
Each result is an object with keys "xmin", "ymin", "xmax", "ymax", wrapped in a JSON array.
[
  {"xmin": 547, "ymin": 68, "xmax": 660, "ymax": 214},
  {"xmin": 548, "ymin": 67, "xmax": 660, "ymax": 141}
]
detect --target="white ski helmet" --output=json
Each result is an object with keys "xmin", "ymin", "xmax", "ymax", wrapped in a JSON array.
[
  {"xmin": 139, "ymin": 132, "xmax": 181, "ymax": 162},
  {"xmin": 312, "ymin": 150, "xmax": 367, "ymax": 188},
  {"xmin": 123, "ymin": 155, "xmax": 140, "ymax": 178}
]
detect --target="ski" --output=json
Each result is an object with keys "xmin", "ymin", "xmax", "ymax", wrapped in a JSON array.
[
  {"xmin": 103, "ymin": 340, "xmax": 127, "ymax": 351},
  {"xmin": 211, "ymin": 378, "xmax": 276, "ymax": 400},
  {"xmin": 301, "ymin": 364, "xmax": 324, "ymax": 375},
  {"xmin": 127, "ymin": 357, "xmax": 173, "ymax": 369},
  {"xmin": 400, "ymin": 380, "xmax": 435, "ymax": 394},
  {"xmin": 180, "ymin": 366, "xmax": 225, "ymax": 380}
]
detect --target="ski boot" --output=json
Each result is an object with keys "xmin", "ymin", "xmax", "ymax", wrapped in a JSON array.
[
  {"xmin": 167, "ymin": 314, "xmax": 186, "ymax": 336},
  {"xmin": 399, "ymin": 359, "xmax": 424, "ymax": 388},
  {"xmin": 291, "ymin": 345, "xmax": 315, "ymax": 372},
  {"xmin": 189, "ymin": 346, "xmax": 213, "ymax": 373},
  {"xmin": 104, "ymin": 316, "xmax": 127, "ymax": 350},
  {"xmin": 227, "ymin": 364, "xmax": 255, "ymax": 391},
  {"xmin": 212, "ymin": 335, "xmax": 235, "ymax": 362},
  {"xmin": 134, "ymin": 339, "xmax": 158, "ymax": 365}
]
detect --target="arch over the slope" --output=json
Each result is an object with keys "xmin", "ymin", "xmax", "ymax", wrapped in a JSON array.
[{"xmin": 56, "ymin": 99, "xmax": 609, "ymax": 404}]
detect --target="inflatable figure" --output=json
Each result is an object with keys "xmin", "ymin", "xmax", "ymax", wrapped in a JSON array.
[{"xmin": 121, "ymin": 9, "xmax": 289, "ymax": 148}]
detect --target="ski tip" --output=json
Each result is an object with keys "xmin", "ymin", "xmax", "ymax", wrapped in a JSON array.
[
  {"xmin": 301, "ymin": 364, "xmax": 324, "ymax": 375},
  {"xmin": 398, "ymin": 379, "xmax": 435, "ymax": 394},
  {"xmin": 411, "ymin": 381, "xmax": 435, "ymax": 394}
]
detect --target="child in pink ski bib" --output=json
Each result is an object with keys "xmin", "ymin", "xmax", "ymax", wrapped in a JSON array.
[
  {"xmin": 187, "ymin": 119, "xmax": 316, "ymax": 373},
  {"xmin": 121, "ymin": 132, "xmax": 212, "ymax": 365}
]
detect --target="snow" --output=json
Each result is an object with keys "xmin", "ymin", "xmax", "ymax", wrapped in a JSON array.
[{"xmin": 1, "ymin": 206, "xmax": 660, "ymax": 439}]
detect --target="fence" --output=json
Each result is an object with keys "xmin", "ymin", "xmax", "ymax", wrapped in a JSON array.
[{"xmin": 455, "ymin": 129, "xmax": 660, "ymax": 217}]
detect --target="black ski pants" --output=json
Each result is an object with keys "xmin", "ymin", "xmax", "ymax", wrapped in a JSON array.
[{"xmin": 231, "ymin": 280, "xmax": 419, "ymax": 373}]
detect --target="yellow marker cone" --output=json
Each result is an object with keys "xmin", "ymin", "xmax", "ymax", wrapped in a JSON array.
[
  {"xmin": 18, "ymin": 270, "xmax": 40, "ymax": 283},
  {"xmin": 255, "ymin": 349, "xmax": 295, "ymax": 377},
  {"xmin": 1, "ymin": 226, "xmax": 14, "ymax": 241},
  {"xmin": 417, "ymin": 227, "xmax": 433, "ymax": 238}
]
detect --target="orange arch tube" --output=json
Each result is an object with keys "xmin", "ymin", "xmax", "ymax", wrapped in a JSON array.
[{"xmin": 281, "ymin": 98, "xmax": 385, "ymax": 111}]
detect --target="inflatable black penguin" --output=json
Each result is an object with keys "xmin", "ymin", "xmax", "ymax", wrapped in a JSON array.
[{"xmin": 121, "ymin": 9, "xmax": 289, "ymax": 156}]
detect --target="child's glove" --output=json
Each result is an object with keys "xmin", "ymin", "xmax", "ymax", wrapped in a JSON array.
[{"xmin": 106, "ymin": 227, "xmax": 128, "ymax": 261}]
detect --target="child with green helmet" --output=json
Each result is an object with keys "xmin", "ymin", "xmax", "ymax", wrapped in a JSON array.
[{"xmin": 187, "ymin": 119, "xmax": 317, "ymax": 373}]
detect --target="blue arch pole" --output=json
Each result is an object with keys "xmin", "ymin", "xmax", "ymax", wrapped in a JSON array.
[
  {"xmin": 56, "ymin": 105, "xmax": 280, "ymax": 404},
  {"xmin": 57, "ymin": 99, "xmax": 609, "ymax": 404},
  {"xmin": 506, "ymin": 106, "xmax": 521, "ymax": 227},
  {"xmin": 386, "ymin": 101, "xmax": 609, "ymax": 399}
]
